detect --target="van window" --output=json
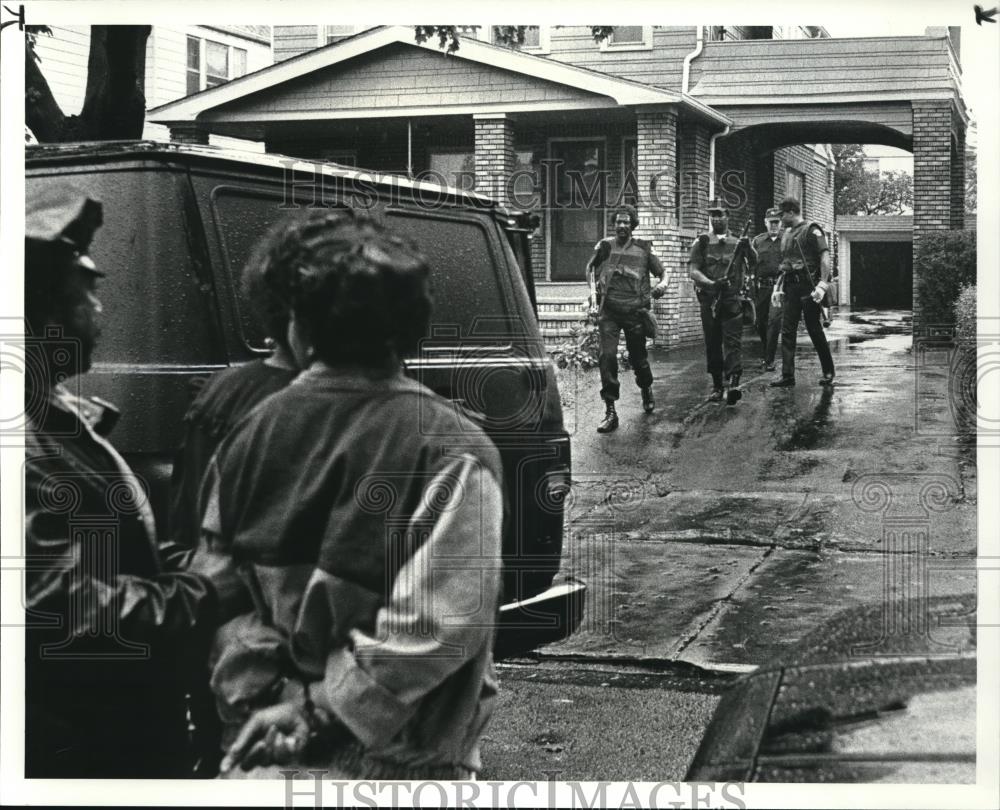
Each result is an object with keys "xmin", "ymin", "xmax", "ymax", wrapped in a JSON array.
[
  {"xmin": 386, "ymin": 212, "xmax": 508, "ymax": 340},
  {"xmin": 28, "ymin": 168, "xmax": 222, "ymax": 365}
]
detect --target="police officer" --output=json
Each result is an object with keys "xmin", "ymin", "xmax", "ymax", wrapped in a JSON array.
[
  {"xmin": 752, "ymin": 207, "xmax": 785, "ymax": 371},
  {"xmin": 586, "ymin": 204, "xmax": 670, "ymax": 433},
  {"xmin": 688, "ymin": 200, "xmax": 756, "ymax": 405},
  {"xmin": 23, "ymin": 184, "xmax": 247, "ymax": 777},
  {"xmin": 769, "ymin": 196, "xmax": 836, "ymax": 387}
]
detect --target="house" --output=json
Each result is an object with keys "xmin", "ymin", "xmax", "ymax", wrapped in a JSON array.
[
  {"xmin": 147, "ymin": 24, "xmax": 969, "ymax": 343},
  {"xmin": 31, "ymin": 24, "xmax": 272, "ymax": 147}
]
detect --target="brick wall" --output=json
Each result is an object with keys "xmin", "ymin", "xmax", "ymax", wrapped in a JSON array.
[
  {"xmin": 772, "ymin": 144, "xmax": 834, "ymax": 230},
  {"xmin": 474, "ymin": 115, "xmax": 516, "ymax": 207},
  {"xmin": 912, "ymin": 100, "xmax": 957, "ymax": 329}
]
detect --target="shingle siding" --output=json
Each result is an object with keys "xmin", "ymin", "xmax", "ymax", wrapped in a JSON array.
[
  {"xmin": 689, "ymin": 36, "xmax": 955, "ymax": 99},
  {"xmin": 226, "ymin": 43, "xmax": 600, "ymax": 117}
]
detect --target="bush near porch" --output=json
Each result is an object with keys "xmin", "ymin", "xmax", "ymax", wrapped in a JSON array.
[
  {"xmin": 954, "ymin": 283, "xmax": 977, "ymax": 343},
  {"xmin": 916, "ymin": 230, "xmax": 977, "ymax": 327}
]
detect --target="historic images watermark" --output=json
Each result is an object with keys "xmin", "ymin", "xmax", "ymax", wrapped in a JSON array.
[
  {"xmin": 277, "ymin": 157, "xmax": 751, "ymax": 216},
  {"xmin": 279, "ymin": 773, "xmax": 747, "ymax": 809}
]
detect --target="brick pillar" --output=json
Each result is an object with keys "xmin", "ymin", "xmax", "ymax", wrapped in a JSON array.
[
  {"xmin": 635, "ymin": 106, "xmax": 700, "ymax": 348},
  {"xmin": 473, "ymin": 114, "xmax": 516, "ymax": 207},
  {"xmin": 168, "ymin": 125, "xmax": 209, "ymax": 145},
  {"xmin": 678, "ymin": 121, "xmax": 711, "ymax": 233},
  {"xmin": 950, "ymin": 125, "xmax": 966, "ymax": 230},
  {"xmin": 912, "ymin": 100, "xmax": 954, "ymax": 332}
]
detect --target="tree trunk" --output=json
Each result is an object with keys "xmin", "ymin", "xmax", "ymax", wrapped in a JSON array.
[{"xmin": 26, "ymin": 25, "xmax": 151, "ymax": 143}]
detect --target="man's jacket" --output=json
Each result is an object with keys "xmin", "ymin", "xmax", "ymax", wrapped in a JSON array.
[
  {"xmin": 203, "ymin": 364, "xmax": 505, "ymax": 777},
  {"xmin": 24, "ymin": 385, "xmax": 217, "ymax": 777}
]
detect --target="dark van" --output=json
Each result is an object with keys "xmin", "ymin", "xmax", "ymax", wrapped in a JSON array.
[{"xmin": 25, "ymin": 140, "xmax": 583, "ymax": 657}]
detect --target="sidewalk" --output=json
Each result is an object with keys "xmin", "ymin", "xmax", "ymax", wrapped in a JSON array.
[{"xmin": 542, "ymin": 311, "xmax": 977, "ymax": 672}]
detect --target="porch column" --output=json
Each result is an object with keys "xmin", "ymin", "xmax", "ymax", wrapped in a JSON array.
[
  {"xmin": 636, "ymin": 106, "xmax": 694, "ymax": 348},
  {"xmin": 473, "ymin": 114, "xmax": 516, "ymax": 207},
  {"xmin": 678, "ymin": 121, "xmax": 711, "ymax": 233},
  {"xmin": 912, "ymin": 100, "xmax": 956, "ymax": 331},
  {"xmin": 168, "ymin": 125, "xmax": 209, "ymax": 145}
]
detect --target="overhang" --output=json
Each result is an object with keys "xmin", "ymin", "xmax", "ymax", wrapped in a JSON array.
[{"xmin": 149, "ymin": 25, "xmax": 730, "ymax": 129}]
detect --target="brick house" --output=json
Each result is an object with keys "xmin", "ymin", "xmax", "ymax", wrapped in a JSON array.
[{"xmin": 149, "ymin": 24, "xmax": 969, "ymax": 342}]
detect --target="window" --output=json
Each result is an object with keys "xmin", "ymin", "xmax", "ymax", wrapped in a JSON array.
[
  {"xmin": 786, "ymin": 168, "xmax": 806, "ymax": 213},
  {"xmin": 428, "ymin": 151, "xmax": 476, "ymax": 191},
  {"xmin": 490, "ymin": 26, "xmax": 550, "ymax": 53},
  {"xmin": 205, "ymin": 41, "xmax": 229, "ymax": 88},
  {"xmin": 601, "ymin": 26, "xmax": 653, "ymax": 51},
  {"xmin": 186, "ymin": 36, "xmax": 201, "ymax": 95},
  {"xmin": 186, "ymin": 35, "xmax": 249, "ymax": 95},
  {"xmin": 233, "ymin": 47, "xmax": 247, "ymax": 77},
  {"xmin": 323, "ymin": 25, "xmax": 356, "ymax": 44}
]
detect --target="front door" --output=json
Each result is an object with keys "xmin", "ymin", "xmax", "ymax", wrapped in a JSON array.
[{"xmin": 549, "ymin": 140, "xmax": 606, "ymax": 281}]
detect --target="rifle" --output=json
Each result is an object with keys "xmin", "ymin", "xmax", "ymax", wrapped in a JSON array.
[{"xmin": 710, "ymin": 219, "xmax": 753, "ymax": 321}]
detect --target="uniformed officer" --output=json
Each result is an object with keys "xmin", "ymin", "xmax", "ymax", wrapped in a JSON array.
[
  {"xmin": 688, "ymin": 200, "xmax": 756, "ymax": 405},
  {"xmin": 23, "ymin": 183, "xmax": 246, "ymax": 777},
  {"xmin": 752, "ymin": 207, "xmax": 785, "ymax": 371},
  {"xmin": 586, "ymin": 204, "xmax": 670, "ymax": 433},
  {"xmin": 769, "ymin": 196, "xmax": 836, "ymax": 387}
]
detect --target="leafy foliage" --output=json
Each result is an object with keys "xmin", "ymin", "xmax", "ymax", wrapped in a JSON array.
[
  {"xmin": 915, "ymin": 230, "xmax": 977, "ymax": 326},
  {"xmin": 832, "ymin": 143, "xmax": 913, "ymax": 215},
  {"xmin": 549, "ymin": 308, "xmax": 631, "ymax": 371},
  {"xmin": 965, "ymin": 151, "xmax": 977, "ymax": 216},
  {"xmin": 415, "ymin": 25, "xmax": 614, "ymax": 54},
  {"xmin": 954, "ymin": 283, "xmax": 977, "ymax": 343}
]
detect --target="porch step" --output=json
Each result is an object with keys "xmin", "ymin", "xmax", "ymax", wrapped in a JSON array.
[{"xmin": 537, "ymin": 296, "xmax": 590, "ymax": 349}]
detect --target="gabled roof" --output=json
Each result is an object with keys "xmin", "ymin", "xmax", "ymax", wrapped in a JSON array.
[{"xmin": 149, "ymin": 25, "xmax": 729, "ymax": 127}]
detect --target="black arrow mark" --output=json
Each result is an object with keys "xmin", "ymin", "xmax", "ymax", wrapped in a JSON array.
[{"xmin": 975, "ymin": 5, "xmax": 998, "ymax": 24}]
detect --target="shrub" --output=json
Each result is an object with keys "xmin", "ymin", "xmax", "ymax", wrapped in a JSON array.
[
  {"xmin": 549, "ymin": 311, "xmax": 631, "ymax": 371},
  {"xmin": 954, "ymin": 283, "xmax": 977, "ymax": 344},
  {"xmin": 916, "ymin": 230, "xmax": 976, "ymax": 326}
]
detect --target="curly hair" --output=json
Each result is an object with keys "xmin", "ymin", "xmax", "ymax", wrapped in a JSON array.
[
  {"xmin": 612, "ymin": 204, "xmax": 639, "ymax": 229},
  {"xmin": 250, "ymin": 208, "xmax": 432, "ymax": 368}
]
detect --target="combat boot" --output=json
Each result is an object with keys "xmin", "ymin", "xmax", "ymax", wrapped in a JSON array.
[
  {"xmin": 726, "ymin": 372, "xmax": 742, "ymax": 406},
  {"xmin": 597, "ymin": 400, "xmax": 619, "ymax": 433},
  {"xmin": 641, "ymin": 386, "xmax": 655, "ymax": 414}
]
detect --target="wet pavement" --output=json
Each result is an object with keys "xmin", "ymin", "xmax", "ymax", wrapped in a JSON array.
[{"xmin": 544, "ymin": 309, "xmax": 977, "ymax": 671}]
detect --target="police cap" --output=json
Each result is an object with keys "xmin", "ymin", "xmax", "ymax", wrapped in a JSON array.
[
  {"xmin": 765, "ymin": 207, "xmax": 782, "ymax": 221},
  {"xmin": 25, "ymin": 184, "xmax": 104, "ymax": 276},
  {"xmin": 707, "ymin": 199, "xmax": 727, "ymax": 215}
]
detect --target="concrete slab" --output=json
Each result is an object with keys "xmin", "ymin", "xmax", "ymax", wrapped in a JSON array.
[
  {"xmin": 677, "ymin": 549, "xmax": 977, "ymax": 670},
  {"xmin": 776, "ymin": 491, "xmax": 977, "ymax": 555},
  {"xmin": 542, "ymin": 536, "xmax": 766, "ymax": 660},
  {"xmin": 481, "ymin": 664, "xmax": 721, "ymax": 781}
]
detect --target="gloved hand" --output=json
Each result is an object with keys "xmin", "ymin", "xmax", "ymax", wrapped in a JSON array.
[
  {"xmin": 712, "ymin": 277, "xmax": 730, "ymax": 291},
  {"xmin": 810, "ymin": 282, "xmax": 827, "ymax": 304},
  {"xmin": 651, "ymin": 281, "xmax": 668, "ymax": 299}
]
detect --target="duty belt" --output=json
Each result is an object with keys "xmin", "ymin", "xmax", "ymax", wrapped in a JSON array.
[
  {"xmin": 757, "ymin": 277, "xmax": 777, "ymax": 287},
  {"xmin": 784, "ymin": 271, "xmax": 813, "ymax": 286}
]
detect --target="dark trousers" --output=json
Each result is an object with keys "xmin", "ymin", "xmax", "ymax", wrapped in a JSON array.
[
  {"xmin": 598, "ymin": 310, "xmax": 652, "ymax": 401},
  {"xmin": 755, "ymin": 283, "xmax": 782, "ymax": 365},
  {"xmin": 698, "ymin": 292, "xmax": 743, "ymax": 383},
  {"xmin": 780, "ymin": 283, "xmax": 835, "ymax": 379}
]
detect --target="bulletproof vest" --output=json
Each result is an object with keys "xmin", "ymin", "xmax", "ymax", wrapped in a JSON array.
[
  {"xmin": 781, "ymin": 220, "xmax": 824, "ymax": 280},
  {"xmin": 698, "ymin": 233, "xmax": 740, "ymax": 285},
  {"xmin": 598, "ymin": 238, "xmax": 652, "ymax": 311}
]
